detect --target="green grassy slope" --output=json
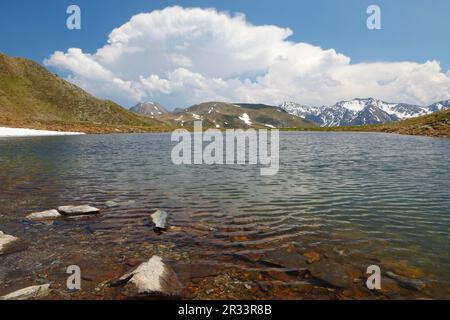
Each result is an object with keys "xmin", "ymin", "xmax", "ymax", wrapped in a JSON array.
[
  {"xmin": 367, "ymin": 108, "xmax": 450, "ymax": 137},
  {"xmin": 0, "ymin": 53, "xmax": 171, "ymax": 132}
]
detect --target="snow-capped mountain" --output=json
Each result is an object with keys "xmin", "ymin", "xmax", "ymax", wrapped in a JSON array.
[
  {"xmin": 280, "ymin": 98, "xmax": 449, "ymax": 127},
  {"xmin": 428, "ymin": 100, "xmax": 450, "ymax": 113},
  {"xmin": 279, "ymin": 102, "xmax": 325, "ymax": 124},
  {"xmin": 129, "ymin": 102, "xmax": 168, "ymax": 117}
]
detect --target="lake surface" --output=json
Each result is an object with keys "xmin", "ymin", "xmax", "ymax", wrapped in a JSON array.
[{"xmin": 0, "ymin": 132, "xmax": 449, "ymax": 299}]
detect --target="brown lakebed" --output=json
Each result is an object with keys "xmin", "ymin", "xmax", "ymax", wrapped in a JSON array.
[{"xmin": 0, "ymin": 132, "xmax": 449, "ymax": 299}]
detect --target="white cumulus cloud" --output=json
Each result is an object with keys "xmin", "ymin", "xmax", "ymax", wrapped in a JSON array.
[{"xmin": 44, "ymin": 6, "xmax": 450, "ymax": 109}]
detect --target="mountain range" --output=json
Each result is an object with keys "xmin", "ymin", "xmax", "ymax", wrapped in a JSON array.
[
  {"xmin": 1, "ymin": 52, "xmax": 448, "ymax": 135},
  {"xmin": 280, "ymin": 98, "xmax": 450, "ymax": 127},
  {"xmin": 0, "ymin": 52, "xmax": 314, "ymax": 132}
]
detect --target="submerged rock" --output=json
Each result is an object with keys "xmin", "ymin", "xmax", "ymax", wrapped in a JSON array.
[
  {"xmin": 57, "ymin": 205, "xmax": 100, "ymax": 216},
  {"xmin": 105, "ymin": 201, "xmax": 119, "ymax": 208},
  {"xmin": 382, "ymin": 260, "xmax": 424, "ymax": 279},
  {"xmin": 304, "ymin": 250, "xmax": 321, "ymax": 264},
  {"xmin": 385, "ymin": 271, "xmax": 426, "ymax": 291},
  {"xmin": 259, "ymin": 249, "xmax": 308, "ymax": 270},
  {"xmin": 168, "ymin": 226, "xmax": 183, "ymax": 233},
  {"xmin": 0, "ymin": 231, "xmax": 20, "ymax": 255},
  {"xmin": 332, "ymin": 247, "xmax": 349, "ymax": 256},
  {"xmin": 151, "ymin": 209, "xmax": 168, "ymax": 230},
  {"xmin": 191, "ymin": 223, "xmax": 217, "ymax": 233},
  {"xmin": 26, "ymin": 209, "xmax": 62, "ymax": 221},
  {"xmin": 309, "ymin": 260, "xmax": 354, "ymax": 289},
  {"xmin": 0, "ymin": 284, "xmax": 51, "ymax": 300},
  {"xmin": 231, "ymin": 235, "xmax": 249, "ymax": 242},
  {"xmin": 116, "ymin": 256, "xmax": 181, "ymax": 296}
]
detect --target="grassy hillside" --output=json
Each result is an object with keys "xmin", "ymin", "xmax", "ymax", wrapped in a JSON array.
[
  {"xmin": 0, "ymin": 53, "xmax": 171, "ymax": 133},
  {"xmin": 367, "ymin": 108, "xmax": 450, "ymax": 137},
  {"xmin": 282, "ymin": 109, "xmax": 450, "ymax": 137},
  {"xmin": 156, "ymin": 101, "xmax": 317, "ymax": 129}
]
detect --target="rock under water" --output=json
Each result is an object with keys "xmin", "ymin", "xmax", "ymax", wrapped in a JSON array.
[
  {"xmin": 386, "ymin": 272, "xmax": 426, "ymax": 291},
  {"xmin": 105, "ymin": 201, "xmax": 119, "ymax": 208}
]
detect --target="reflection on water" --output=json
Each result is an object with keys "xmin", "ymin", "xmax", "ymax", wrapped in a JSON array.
[{"xmin": 0, "ymin": 132, "xmax": 449, "ymax": 299}]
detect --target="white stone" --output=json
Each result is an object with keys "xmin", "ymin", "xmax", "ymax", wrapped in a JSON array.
[
  {"xmin": 26, "ymin": 209, "xmax": 62, "ymax": 220},
  {"xmin": 57, "ymin": 205, "xmax": 100, "ymax": 216},
  {"xmin": 0, "ymin": 284, "xmax": 51, "ymax": 300},
  {"xmin": 151, "ymin": 209, "xmax": 168, "ymax": 229},
  {"xmin": 0, "ymin": 231, "xmax": 19, "ymax": 254},
  {"xmin": 120, "ymin": 256, "xmax": 181, "ymax": 295}
]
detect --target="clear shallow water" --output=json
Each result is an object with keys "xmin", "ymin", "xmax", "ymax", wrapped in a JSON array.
[{"xmin": 0, "ymin": 132, "xmax": 449, "ymax": 299}]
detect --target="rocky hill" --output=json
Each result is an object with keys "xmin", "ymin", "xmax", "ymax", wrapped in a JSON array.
[
  {"xmin": 155, "ymin": 102, "xmax": 316, "ymax": 129},
  {"xmin": 370, "ymin": 108, "xmax": 450, "ymax": 137},
  {"xmin": 129, "ymin": 102, "xmax": 168, "ymax": 117}
]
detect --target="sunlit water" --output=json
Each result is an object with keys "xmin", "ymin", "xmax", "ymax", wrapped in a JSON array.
[{"xmin": 0, "ymin": 132, "xmax": 449, "ymax": 299}]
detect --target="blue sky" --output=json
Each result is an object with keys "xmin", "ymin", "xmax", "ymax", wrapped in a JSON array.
[
  {"xmin": 1, "ymin": 0, "xmax": 449, "ymax": 69},
  {"xmin": 1, "ymin": 0, "xmax": 449, "ymax": 108}
]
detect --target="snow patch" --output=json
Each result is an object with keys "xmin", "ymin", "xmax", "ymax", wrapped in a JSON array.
[
  {"xmin": 191, "ymin": 113, "xmax": 202, "ymax": 120},
  {"xmin": 339, "ymin": 100, "xmax": 367, "ymax": 112},
  {"xmin": 239, "ymin": 113, "xmax": 252, "ymax": 125},
  {"xmin": 0, "ymin": 127, "xmax": 85, "ymax": 137}
]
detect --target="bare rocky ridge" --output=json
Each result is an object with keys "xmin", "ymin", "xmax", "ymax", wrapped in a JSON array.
[{"xmin": 130, "ymin": 102, "xmax": 169, "ymax": 117}]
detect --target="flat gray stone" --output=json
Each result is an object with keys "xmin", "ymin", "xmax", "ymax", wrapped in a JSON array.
[
  {"xmin": 57, "ymin": 205, "xmax": 100, "ymax": 216},
  {"xmin": 0, "ymin": 284, "xmax": 51, "ymax": 300},
  {"xmin": 26, "ymin": 209, "xmax": 62, "ymax": 221},
  {"xmin": 151, "ymin": 209, "xmax": 168, "ymax": 229}
]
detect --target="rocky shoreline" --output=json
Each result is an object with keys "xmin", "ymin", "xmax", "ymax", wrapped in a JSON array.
[{"xmin": 0, "ymin": 201, "xmax": 436, "ymax": 300}]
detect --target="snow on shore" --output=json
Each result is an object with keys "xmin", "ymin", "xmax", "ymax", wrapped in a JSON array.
[{"xmin": 0, "ymin": 127, "xmax": 85, "ymax": 137}]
